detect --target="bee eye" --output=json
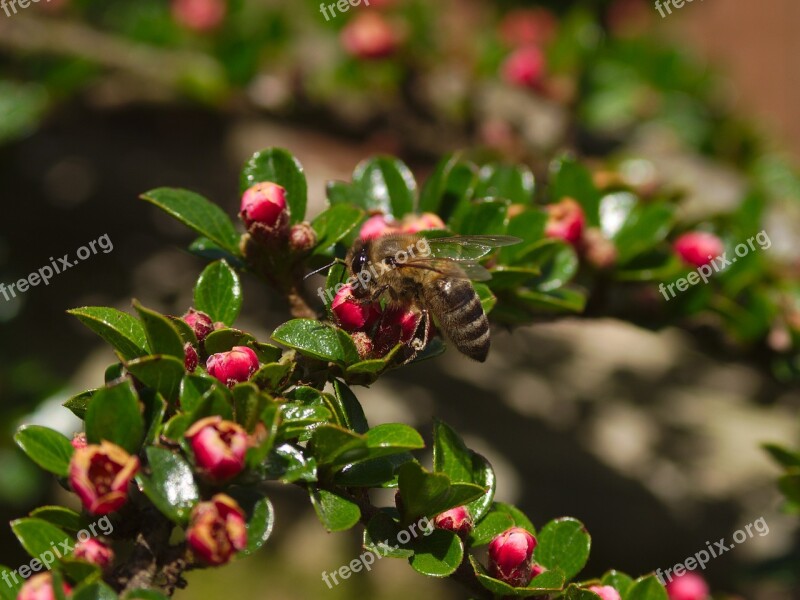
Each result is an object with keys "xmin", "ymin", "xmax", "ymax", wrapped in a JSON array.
[{"xmin": 352, "ymin": 250, "xmax": 368, "ymax": 274}]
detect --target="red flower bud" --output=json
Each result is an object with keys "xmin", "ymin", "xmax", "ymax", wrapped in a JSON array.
[
  {"xmin": 401, "ymin": 213, "xmax": 446, "ymax": 234},
  {"xmin": 589, "ymin": 586, "xmax": 622, "ymax": 600},
  {"xmin": 360, "ymin": 214, "xmax": 398, "ymax": 241},
  {"xmin": 531, "ymin": 563, "xmax": 546, "ymax": 579},
  {"xmin": 186, "ymin": 494, "xmax": 248, "ymax": 566},
  {"xmin": 332, "ymin": 285, "xmax": 380, "ymax": 331},
  {"xmin": 71, "ymin": 432, "xmax": 87, "ymax": 450},
  {"xmin": 16, "ymin": 573, "xmax": 71, "ymax": 600},
  {"xmin": 499, "ymin": 8, "xmax": 558, "ymax": 47},
  {"xmin": 184, "ymin": 343, "xmax": 199, "ymax": 373},
  {"xmin": 341, "ymin": 13, "xmax": 398, "ymax": 60},
  {"xmin": 545, "ymin": 198, "xmax": 586, "ymax": 245},
  {"xmin": 74, "ymin": 538, "xmax": 114, "ymax": 571},
  {"xmin": 502, "ymin": 46, "xmax": 546, "ymax": 89},
  {"xmin": 182, "ymin": 308, "xmax": 214, "ymax": 342},
  {"xmin": 185, "ymin": 416, "xmax": 248, "ymax": 481},
  {"xmin": 206, "ymin": 346, "xmax": 260, "ymax": 387},
  {"xmin": 69, "ymin": 441, "xmax": 139, "ymax": 515},
  {"xmin": 673, "ymin": 232, "xmax": 724, "ymax": 268},
  {"xmin": 488, "ymin": 527, "xmax": 537, "ymax": 587},
  {"xmin": 433, "ymin": 506, "xmax": 473, "ymax": 537},
  {"xmin": 289, "ymin": 222, "xmax": 317, "ymax": 254},
  {"xmin": 665, "ymin": 572, "xmax": 710, "ymax": 600},
  {"xmin": 373, "ymin": 307, "xmax": 428, "ymax": 357},
  {"xmin": 171, "ymin": 0, "xmax": 226, "ymax": 32},
  {"xmin": 240, "ymin": 182, "xmax": 288, "ymax": 229},
  {"xmin": 351, "ymin": 331, "xmax": 374, "ymax": 360}
]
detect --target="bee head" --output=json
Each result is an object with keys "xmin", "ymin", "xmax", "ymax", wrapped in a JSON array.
[{"xmin": 349, "ymin": 241, "xmax": 369, "ymax": 276}]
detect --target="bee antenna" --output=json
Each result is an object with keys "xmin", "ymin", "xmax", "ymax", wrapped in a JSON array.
[{"xmin": 303, "ymin": 261, "xmax": 337, "ymax": 280}]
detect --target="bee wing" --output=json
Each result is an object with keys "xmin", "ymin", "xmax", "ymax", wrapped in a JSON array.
[
  {"xmin": 399, "ymin": 258, "xmax": 493, "ymax": 282},
  {"xmin": 425, "ymin": 235, "xmax": 522, "ymax": 260}
]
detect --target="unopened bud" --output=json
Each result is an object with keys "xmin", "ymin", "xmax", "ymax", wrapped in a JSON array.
[
  {"xmin": 182, "ymin": 308, "xmax": 214, "ymax": 342},
  {"xmin": 74, "ymin": 538, "xmax": 114, "ymax": 571},
  {"xmin": 488, "ymin": 527, "xmax": 537, "ymax": 587},
  {"xmin": 501, "ymin": 46, "xmax": 546, "ymax": 89},
  {"xmin": 332, "ymin": 284, "xmax": 380, "ymax": 331},
  {"xmin": 433, "ymin": 506, "xmax": 473, "ymax": 537},
  {"xmin": 289, "ymin": 222, "xmax": 317, "ymax": 254},
  {"xmin": 545, "ymin": 197, "xmax": 585, "ymax": 246},
  {"xmin": 673, "ymin": 232, "xmax": 724, "ymax": 268},
  {"xmin": 240, "ymin": 182, "xmax": 289, "ymax": 230},
  {"xmin": 206, "ymin": 346, "xmax": 260, "ymax": 387},
  {"xmin": 184, "ymin": 343, "xmax": 199, "ymax": 373}
]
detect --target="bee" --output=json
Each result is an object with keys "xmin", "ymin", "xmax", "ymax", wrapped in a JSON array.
[{"xmin": 345, "ymin": 233, "xmax": 520, "ymax": 362}]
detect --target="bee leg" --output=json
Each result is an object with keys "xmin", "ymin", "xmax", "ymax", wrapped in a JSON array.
[
  {"xmin": 370, "ymin": 285, "xmax": 391, "ymax": 302},
  {"xmin": 400, "ymin": 310, "xmax": 431, "ymax": 365}
]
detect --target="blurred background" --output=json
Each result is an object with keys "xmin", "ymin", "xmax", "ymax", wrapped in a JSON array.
[{"xmin": 1, "ymin": 0, "xmax": 799, "ymax": 598}]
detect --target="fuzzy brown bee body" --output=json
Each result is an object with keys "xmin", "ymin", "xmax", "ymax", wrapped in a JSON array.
[{"xmin": 345, "ymin": 232, "xmax": 519, "ymax": 362}]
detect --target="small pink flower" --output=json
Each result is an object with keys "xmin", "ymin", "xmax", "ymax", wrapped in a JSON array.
[
  {"xmin": 74, "ymin": 538, "xmax": 114, "ymax": 570},
  {"xmin": 69, "ymin": 441, "xmax": 139, "ymax": 515},
  {"xmin": 373, "ymin": 307, "xmax": 426, "ymax": 356},
  {"xmin": 401, "ymin": 213, "xmax": 445, "ymax": 234},
  {"xmin": 673, "ymin": 232, "xmax": 724, "ymax": 268},
  {"xmin": 434, "ymin": 506, "xmax": 473, "ymax": 537},
  {"xmin": 589, "ymin": 585, "xmax": 622, "ymax": 600},
  {"xmin": 16, "ymin": 573, "xmax": 71, "ymax": 600},
  {"xmin": 499, "ymin": 8, "xmax": 558, "ymax": 47},
  {"xmin": 240, "ymin": 182, "xmax": 288, "ymax": 229},
  {"xmin": 545, "ymin": 198, "xmax": 586, "ymax": 246},
  {"xmin": 488, "ymin": 527, "xmax": 537, "ymax": 587},
  {"xmin": 360, "ymin": 214, "xmax": 399, "ymax": 241},
  {"xmin": 185, "ymin": 416, "xmax": 248, "ymax": 481},
  {"xmin": 182, "ymin": 308, "xmax": 214, "ymax": 342},
  {"xmin": 171, "ymin": 0, "xmax": 226, "ymax": 32},
  {"xmin": 71, "ymin": 432, "xmax": 87, "ymax": 450},
  {"xmin": 331, "ymin": 285, "xmax": 380, "ymax": 331},
  {"xmin": 501, "ymin": 46, "xmax": 546, "ymax": 89},
  {"xmin": 206, "ymin": 346, "xmax": 260, "ymax": 387},
  {"xmin": 184, "ymin": 343, "xmax": 199, "ymax": 373},
  {"xmin": 289, "ymin": 222, "xmax": 317, "ymax": 253},
  {"xmin": 341, "ymin": 13, "xmax": 398, "ymax": 60},
  {"xmin": 665, "ymin": 572, "xmax": 710, "ymax": 600},
  {"xmin": 186, "ymin": 494, "xmax": 248, "ymax": 566}
]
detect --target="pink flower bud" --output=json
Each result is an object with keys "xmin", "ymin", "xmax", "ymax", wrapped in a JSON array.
[
  {"xmin": 16, "ymin": 573, "xmax": 71, "ymax": 600},
  {"xmin": 545, "ymin": 198, "xmax": 586, "ymax": 245},
  {"xmin": 289, "ymin": 222, "xmax": 317, "ymax": 253},
  {"xmin": 589, "ymin": 586, "xmax": 622, "ymax": 600},
  {"xmin": 360, "ymin": 214, "xmax": 398, "ymax": 241},
  {"xmin": 531, "ymin": 563, "xmax": 546, "ymax": 579},
  {"xmin": 583, "ymin": 227, "xmax": 618, "ymax": 269},
  {"xmin": 185, "ymin": 416, "xmax": 248, "ymax": 481},
  {"xmin": 341, "ymin": 13, "xmax": 398, "ymax": 60},
  {"xmin": 673, "ymin": 232, "xmax": 724, "ymax": 268},
  {"xmin": 74, "ymin": 538, "xmax": 114, "ymax": 570},
  {"xmin": 186, "ymin": 494, "xmax": 248, "ymax": 566},
  {"xmin": 665, "ymin": 572, "xmax": 710, "ymax": 600},
  {"xmin": 71, "ymin": 432, "xmax": 87, "ymax": 450},
  {"xmin": 184, "ymin": 343, "xmax": 199, "ymax": 373},
  {"xmin": 502, "ymin": 46, "xmax": 546, "ymax": 89},
  {"xmin": 240, "ymin": 182, "xmax": 288, "ymax": 229},
  {"xmin": 182, "ymin": 308, "xmax": 214, "ymax": 342},
  {"xmin": 401, "ymin": 213, "xmax": 446, "ymax": 234},
  {"xmin": 434, "ymin": 506, "xmax": 473, "ymax": 537},
  {"xmin": 488, "ymin": 527, "xmax": 537, "ymax": 587},
  {"xmin": 332, "ymin": 285, "xmax": 380, "ymax": 331},
  {"xmin": 171, "ymin": 0, "xmax": 226, "ymax": 32},
  {"xmin": 351, "ymin": 331, "xmax": 374, "ymax": 360},
  {"xmin": 373, "ymin": 307, "xmax": 428, "ymax": 356},
  {"xmin": 499, "ymin": 8, "xmax": 558, "ymax": 47},
  {"xmin": 206, "ymin": 346, "xmax": 260, "ymax": 387},
  {"xmin": 69, "ymin": 441, "xmax": 139, "ymax": 515}
]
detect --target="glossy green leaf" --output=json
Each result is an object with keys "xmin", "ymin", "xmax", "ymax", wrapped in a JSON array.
[
  {"xmin": 232, "ymin": 383, "xmax": 267, "ymax": 431},
  {"xmin": 363, "ymin": 511, "xmax": 414, "ymax": 559},
  {"xmin": 125, "ymin": 355, "xmax": 185, "ymax": 401},
  {"xmin": 10, "ymin": 518, "xmax": 68, "ymax": 559},
  {"xmin": 264, "ymin": 443, "xmax": 317, "ymax": 483},
  {"xmin": 335, "ymin": 453, "xmax": 413, "ymax": 487},
  {"xmin": 194, "ymin": 260, "xmax": 242, "ymax": 325},
  {"xmin": 136, "ymin": 447, "xmax": 199, "ymax": 524},
  {"xmin": 133, "ymin": 300, "xmax": 185, "ymax": 359},
  {"xmin": 308, "ymin": 487, "xmax": 361, "ymax": 532},
  {"xmin": 625, "ymin": 576, "xmax": 668, "ymax": 600},
  {"xmin": 352, "ymin": 156, "xmax": 416, "ymax": 218},
  {"xmin": 475, "ymin": 163, "xmax": 535, "ymax": 204},
  {"xmin": 493, "ymin": 502, "xmax": 536, "ymax": 535},
  {"xmin": 331, "ymin": 380, "xmax": 369, "ymax": 434},
  {"xmin": 29, "ymin": 506, "xmax": 86, "ymax": 533},
  {"xmin": 419, "ymin": 154, "xmax": 478, "ymax": 221},
  {"xmin": 549, "ymin": 157, "xmax": 601, "ymax": 226},
  {"xmin": 0, "ymin": 563, "xmax": 21, "ymax": 599},
  {"xmin": 311, "ymin": 204, "xmax": 364, "ymax": 254},
  {"xmin": 63, "ymin": 389, "xmax": 95, "ymax": 420},
  {"xmin": 85, "ymin": 380, "xmax": 144, "ymax": 454},
  {"xmin": 246, "ymin": 403, "xmax": 280, "ymax": 468},
  {"xmin": 71, "ymin": 581, "xmax": 118, "ymax": 600},
  {"xmin": 397, "ymin": 462, "xmax": 486, "ymax": 523},
  {"xmin": 468, "ymin": 510, "xmax": 515, "ymax": 546},
  {"xmin": 409, "ymin": 529, "xmax": 463, "ymax": 577},
  {"xmin": 204, "ymin": 328, "xmax": 256, "ymax": 355},
  {"xmin": 601, "ymin": 570, "xmax": 634, "ymax": 597},
  {"xmin": 251, "ymin": 362, "xmax": 294, "ymax": 392},
  {"xmin": 227, "ymin": 489, "xmax": 275, "ymax": 555},
  {"xmin": 179, "ymin": 373, "xmax": 232, "ymax": 419},
  {"xmin": 534, "ymin": 517, "xmax": 591, "ymax": 580},
  {"xmin": 272, "ymin": 319, "xmax": 359, "ymax": 365},
  {"xmin": 14, "ymin": 425, "xmax": 74, "ymax": 477},
  {"xmin": 451, "ymin": 198, "xmax": 509, "ymax": 236},
  {"xmin": 68, "ymin": 307, "xmax": 148, "ymax": 360},
  {"xmin": 240, "ymin": 148, "xmax": 307, "ymax": 223},
  {"xmin": 141, "ymin": 188, "xmax": 240, "ymax": 255},
  {"xmin": 500, "ymin": 209, "xmax": 548, "ymax": 264},
  {"xmin": 613, "ymin": 203, "xmax": 675, "ymax": 264}
]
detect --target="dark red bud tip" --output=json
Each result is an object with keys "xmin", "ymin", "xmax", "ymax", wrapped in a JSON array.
[
  {"xmin": 184, "ymin": 342, "xmax": 199, "ymax": 373},
  {"xmin": 545, "ymin": 197, "xmax": 586, "ymax": 246},
  {"xmin": 182, "ymin": 308, "xmax": 214, "ymax": 342},
  {"xmin": 240, "ymin": 182, "xmax": 289, "ymax": 229},
  {"xmin": 673, "ymin": 232, "xmax": 724, "ymax": 268},
  {"xmin": 433, "ymin": 506, "xmax": 473, "ymax": 537}
]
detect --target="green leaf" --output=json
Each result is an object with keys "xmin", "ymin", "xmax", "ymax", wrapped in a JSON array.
[
  {"xmin": 471, "ymin": 555, "xmax": 566, "ymax": 596},
  {"xmin": 125, "ymin": 591, "xmax": 170, "ymax": 600},
  {"xmin": 625, "ymin": 576, "xmax": 668, "ymax": 600},
  {"xmin": 264, "ymin": 443, "xmax": 317, "ymax": 483},
  {"xmin": 140, "ymin": 390, "xmax": 167, "ymax": 446},
  {"xmin": 409, "ymin": 529, "xmax": 463, "ymax": 577},
  {"xmin": 140, "ymin": 188, "xmax": 241, "ymax": 255},
  {"xmin": 763, "ymin": 443, "xmax": 800, "ymax": 469},
  {"xmin": 246, "ymin": 403, "xmax": 280, "ymax": 468},
  {"xmin": 232, "ymin": 383, "xmax": 267, "ymax": 431},
  {"xmin": 272, "ymin": 319, "xmax": 359, "ymax": 365},
  {"xmin": 778, "ymin": 470, "xmax": 800, "ymax": 504},
  {"xmin": 85, "ymin": 380, "xmax": 144, "ymax": 453},
  {"xmin": 450, "ymin": 198, "xmax": 509, "ymax": 236},
  {"xmin": 0, "ymin": 563, "xmax": 21, "ymax": 598},
  {"xmin": 14, "ymin": 425, "xmax": 74, "ymax": 477},
  {"xmin": 363, "ymin": 511, "xmax": 414, "ymax": 558},
  {"xmin": 311, "ymin": 204, "xmax": 365, "ymax": 254},
  {"xmin": 613, "ymin": 203, "xmax": 675, "ymax": 264},
  {"xmin": 468, "ymin": 510, "xmax": 515, "ymax": 546},
  {"xmin": 194, "ymin": 260, "xmax": 242, "ymax": 325},
  {"xmin": 475, "ymin": 163, "xmax": 535, "ymax": 204},
  {"xmin": 71, "ymin": 582, "xmax": 118, "ymax": 600},
  {"xmin": 29, "ymin": 506, "xmax": 86, "ymax": 532},
  {"xmin": 493, "ymin": 502, "xmax": 536, "ymax": 535},
  {"xmin": 353, "ymin": 156, "xmax": 417, "ymax": 218},
  {"xmin": 566, "ymin": 585, "xmax": 605, "ymax": 600},
  {"xmin": 251, "ymin": 362, "xmax": 294, "ymax": 392},
  {"xmin": 125, "ymin": 355, "xmax": 185, "ymax": 401},
  {"xmin": 179, "ymin": 373, "xmax": 233, "ymax": 419},
  {"xmin": 331, "ymin": 380, "xmax": 369, "ymax": 434},
  {"xmin": 10, "ymin": 518, "xmax": 68, "ymax": 559},
  {"xmin": 308, "ymin": 487, "xmax": 361, "ymax": 532},
  {"xmin": 397, "ymin": 462, "xmax": 487, "ymax": 523},
  {"xmin": 203, "ymin": 328, "xmax": 256, "ymax": 355},
  {"xmin": 500, "ymin": 209, "xmax": 548, "ymax": 264},
  {"xmin": 63, "ymin": 389, "xmax": 95, "ymax": 420},
  {"xmin": 312, "ymin": 424, "xmax": 424, "ymax": 473},
  {"xmin": 549, "ymin": 157, "xmax": 601, "ymax": 226},
  {"xmin": 68, "ymin": 307, "xmax": 148, "ymax": 360},
  {"xmin": 601, "ymin": 571, "xmax": 634, "ymax": 597},
  {"xmin": 226, "ymin": 489, "xmax": 275, "ymax": 555},
  {"xmin": 133, "ymin": 300, "xmax": 185, "ymax": 359},
  {"xmin": 61, "ymin": 557, "xmax": 102, "ymax": 587},
  {"xmin": 240, "ymin": 148, "xmax": 307, "ymax": 223},
  {"xmin": 534, "ymin": 517, "xmax": 591, "ymax": 581},
  {"xmin": 419, "ymin": 154, "xmax": 478, "ymax": 221},
  {"xmin": 474, "ymin": 283, "xmax": 497, "ymax": 315},
  {"xmin": 136, "ymin": 447, "xmax": 199, "ymax": 524},
  {"xmin": 335, "ymin": 453, "xmax": 414, "ymax": 487}
]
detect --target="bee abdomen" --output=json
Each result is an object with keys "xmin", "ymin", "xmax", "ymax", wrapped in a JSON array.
[{"xmin": 428, "ymin": 279, "xmax": 490, "ymax": 362}]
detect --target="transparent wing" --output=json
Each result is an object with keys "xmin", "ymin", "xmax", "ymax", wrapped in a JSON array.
[
  {"xmin": 425, "ymin": 235, "xmax": 522, "ymax": 261},
  {"xmin": 398, "ymin": 258, "xmax": 493, "ymax": 282}
]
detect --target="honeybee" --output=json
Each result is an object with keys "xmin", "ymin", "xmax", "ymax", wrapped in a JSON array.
[{"xmin": 345, "ymin": 233, "xmax": 520, "ymax": 362}]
